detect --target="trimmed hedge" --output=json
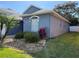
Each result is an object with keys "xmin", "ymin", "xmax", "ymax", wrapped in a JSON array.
[
  {"xmin": 15, "ymin": 32, "xmax": 40, "ymax": 43},
  {"xmin": 24, "ymin": 32, "xmax": 40, "ymax": 43},
  {"xmin": 14, "ymin": 32, "xmax": 24, "ymax": 39}
]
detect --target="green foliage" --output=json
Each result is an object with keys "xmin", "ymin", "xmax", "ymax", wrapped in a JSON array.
[
  {"xmin": 24, "ymin": 32, "xmax": 40, "ymax": 43},
  {"xmin": 0, "ymin": 10, "xmax": 20, "ymax": 30},
  {"xmin": 0, "ymin": 14, "xmax": 19, "ymax": 46},
  {"xmin": 70, "ymin": 18, "xmax": 79, "ymax": 26},
  {"xmin": 15, "ymin": 32, "xmax": 40, "ymax": 43},
  {"xmin": 54, "ymin": 2, "xmax": 79, "ymax": 25},
  {"xmin": 0, "ymin": 16, "xmax": 19, "ymax": 30},
  {"xmin": 14, "ymin": 32, "xmax": 24, "ymax": 39}
]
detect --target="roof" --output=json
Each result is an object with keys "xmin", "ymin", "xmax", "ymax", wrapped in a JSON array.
[
  {"xmin": 22, "ymin": 9, "xmax": 51, "ymax": 16},
  {"xmin": 22, "ymin": 9, "xmax": 70, "ymax": 23},
  {"xmin": 23, "ymin": 5, "xmax": 41, "ymax": 14}
]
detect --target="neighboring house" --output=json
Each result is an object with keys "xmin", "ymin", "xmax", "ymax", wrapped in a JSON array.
[
  {"xmin": 22, "ymin": 5, "xmax": 70, "ymax": 37},
  {"xmin": 0, "ymin": 8, "xmax": 23, "ymax": 35}
]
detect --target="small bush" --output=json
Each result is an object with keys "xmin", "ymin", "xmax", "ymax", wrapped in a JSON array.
[
  {"xmin": 39, "ymin": 28, "xmax": 47, "ymax": 39},
  {"xmin": 24, "ymin": 32, "xmax": 40, "ymax": 43},
  {"xmin": 15, "ymin": 32, "xmax": 24, "ymax": 39}
]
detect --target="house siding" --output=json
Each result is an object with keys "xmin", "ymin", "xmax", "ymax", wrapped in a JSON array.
[
  {"xmin": 23, "ymin": 14, "xmax": 69, "ymax": 38},
  {"xmin": 23, "ymin": 17, "xmax": 31, "ymax": 32},
  {"xmin": 39, "ymin": 14, "xmax": 50, "ymax": 37},
  {"xmin": 7, "ymin": 20, "xmax": 23, "ymax": 35},
  {"xmin": 50, "ymin": 14, "xmax": 69, "ymax": 37},
  {"xmin": 23, "ymin": 14, "xmax": 50, "ymax": 37}
]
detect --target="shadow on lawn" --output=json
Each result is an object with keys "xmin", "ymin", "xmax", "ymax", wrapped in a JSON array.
[
  {"xmin": 0, "ymin": 47, "xmax": 5, "ymax": 51},
  {"xmin": 0, "ymin": 45, "xmax": 8, "ymax": 51}
]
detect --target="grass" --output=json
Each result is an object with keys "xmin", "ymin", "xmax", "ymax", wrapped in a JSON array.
[
  {"xmin": 32, "ymin": 32, "xmax": 79, "ymax": 58},
  {"xmin": 0, "ymin": 47, "xmax": 32, "ymax": 58}
]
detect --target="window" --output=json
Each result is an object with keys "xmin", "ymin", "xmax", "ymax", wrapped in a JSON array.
[{"xmin": 30, "ymin": 16, "xmax": 39, "ymax": 32}]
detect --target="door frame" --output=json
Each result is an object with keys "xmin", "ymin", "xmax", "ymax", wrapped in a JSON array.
[{"xmin": 29, "ymin": 16, "xmax": 39, "ymax": 32}]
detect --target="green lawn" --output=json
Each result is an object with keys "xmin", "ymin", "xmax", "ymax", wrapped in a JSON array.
[
  {"xmin": 32, "ymin": 32, "xmax": 79, "ymax": 58},
  {"xmin": 0, "ymin": 47, "xmax": 32, "ymax": 58}
]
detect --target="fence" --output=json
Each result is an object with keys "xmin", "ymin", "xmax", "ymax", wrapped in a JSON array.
[{"xmin": 70, "ymin": 26, "xmax": 79, "ymax": 32}]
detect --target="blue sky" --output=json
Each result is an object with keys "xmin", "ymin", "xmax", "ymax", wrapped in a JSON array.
[{"xmin": 0, "ymin": 1, "xmax": 75, "ymax": 14}]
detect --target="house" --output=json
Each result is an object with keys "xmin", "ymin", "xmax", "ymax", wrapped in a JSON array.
[{"xmin": 22, "ymin": 5, "xmax": 70, "ymax": 37}]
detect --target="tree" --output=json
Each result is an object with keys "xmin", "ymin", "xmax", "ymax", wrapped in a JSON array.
[
  {"xmin": 54, "ymin": 1, "xmax": 79, "ymax": 26},
  {"xmin": 0, "ymin": 15, "xmax": 19, "ymax": 47},
  {"xmin": 0, "ymin": 8, "xmax": 21, "ymax": 47}
]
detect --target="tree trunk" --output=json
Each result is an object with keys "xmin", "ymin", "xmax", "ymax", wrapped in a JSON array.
[
  {"xmin": 0, "ymin": 24, "xmax": 8, "ymax": 47},
  {"xmin": 0, "ymin": 30, "xmax": 8, "ymax": 47}
]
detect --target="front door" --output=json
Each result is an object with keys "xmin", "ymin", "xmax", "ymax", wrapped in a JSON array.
[{"xmin": 31, "ymin": 16, "xmax": 39, "ymax": 32}]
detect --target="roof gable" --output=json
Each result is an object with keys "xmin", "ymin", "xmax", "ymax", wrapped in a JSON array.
[
  {"xmin": 22, "ymin": 9, "xmax": 70, "ymax": 23},
  {"xmin": 23, "ymin": 5, "xmax": 41, "ymax": 14}
]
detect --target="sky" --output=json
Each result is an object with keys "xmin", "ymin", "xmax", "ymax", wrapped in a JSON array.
[{"xmin": 0, "ymin": 1, "xmax": 75, "ymax": 14}]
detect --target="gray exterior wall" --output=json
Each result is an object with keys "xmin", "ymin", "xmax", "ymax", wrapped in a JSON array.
[
  {"xmin": 23, "ymin": 13, "xmax": 69, "ymax": 38},
  {"xmin": 39, "ymin": 14, "xmax": 50, "ymax": 37},
  {"xmin": 50, "ymin": 14, "xmax": 69, "ymax": 37},
  {"xmin": 23, "ymin": 14, "xmax": 50, "ymax": 37},
  {"xmin": 23, "ymin": 17, "xmax": 31, "ymax": 32}
]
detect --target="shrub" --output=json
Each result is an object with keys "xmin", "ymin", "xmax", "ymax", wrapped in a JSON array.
[
  {"xmin": 39, "ymin": 28, "xmax": 47, "ymax": 39},
  {"xmin": 15, "ymin": 32, "xmax": 24, "ymax": 39},
  {"xmin": 24, "ymin": 32, "xmax": 40, "ymax": 43}
]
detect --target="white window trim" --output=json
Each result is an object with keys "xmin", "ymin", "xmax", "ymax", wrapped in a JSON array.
[{"xmin": 29, "ymin": 16, "xmax": 39, "ymax": 20}]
